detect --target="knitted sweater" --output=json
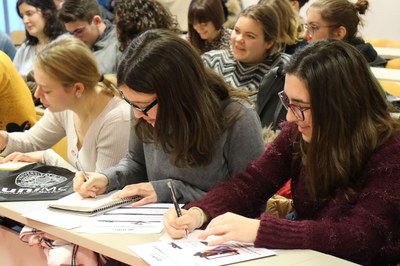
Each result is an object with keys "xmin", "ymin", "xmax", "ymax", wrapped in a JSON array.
[
  {"xmin": 103, "ymin": 100, "xmax": 265, "ymax": 204},
  {"xmin": 202, "ymin": 50, "xmax": 291, "ymax": 102},
  {"xmin": 186, "ymin": 122, "xmax": 400, "ymax": 265}
]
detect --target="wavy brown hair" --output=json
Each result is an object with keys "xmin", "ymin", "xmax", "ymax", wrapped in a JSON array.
[
  {"xmin": 114, "ymin": 0, "xmax": 180, "ymax": 52},
  {"xmin": 17, "ymin": 0, "xmax": 65, "ymax": 45},
  {"xmin": 286, "ymin": 39, "xmax": 400, "ymax": 201},
  {"xmin": 117, "ymin": 29, "xmax": 250, "ymax": 168}
]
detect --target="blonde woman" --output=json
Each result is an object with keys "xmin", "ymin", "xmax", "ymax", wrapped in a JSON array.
[{"xmin": 0, "ymin": 37, "xmax": 130, "ymax": 174}]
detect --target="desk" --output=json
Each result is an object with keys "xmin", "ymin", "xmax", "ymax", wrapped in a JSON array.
[
  {"xmin": 371, "ymin": 67, "xmax": 400, "ymax": 82},
  {"xmin": 375, "ymin": 47, "xmax": 400, "ymax": 59},
  {"xmin": 0, "ymin": 201, "xmax": 359, "ymax": 266}
]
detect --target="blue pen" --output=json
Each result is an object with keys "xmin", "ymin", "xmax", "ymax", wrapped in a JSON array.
[{"xmin": 167, "ymin": 181, "xmax": 188, "ymax": 238}]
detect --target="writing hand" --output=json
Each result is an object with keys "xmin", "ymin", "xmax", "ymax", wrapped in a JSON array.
[
  {"xmin": 73, "ymin": 172, "xmax": 108, "ymax": 198},
  {"xmin": 163, "ymin": 207, "xmax": 202, "ymax": 239},
  {"xmin": 198, "ymin": 212, "xmax": 260, "ymax": 246},
  {"xmin": 113, "ymin": 182, "xmax": 157, "ymax": 206}
]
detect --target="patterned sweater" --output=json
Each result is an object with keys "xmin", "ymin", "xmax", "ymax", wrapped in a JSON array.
[
  {"xmin": 186, "ymin": 122, "xmax": 400, "ymax": 265},
  {"xmin": 202, "ymin": 50, "xmax": 291, "ymax": 102}
]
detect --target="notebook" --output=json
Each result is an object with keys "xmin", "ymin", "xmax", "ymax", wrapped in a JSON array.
[{"xmin": 48, "ymin": 190, "xmax": 141, "ymax": 216}]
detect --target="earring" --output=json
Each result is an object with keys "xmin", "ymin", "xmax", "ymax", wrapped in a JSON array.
[{"xmin": 76, "ymin": 92, "xmax": 82, "ymax": 98}]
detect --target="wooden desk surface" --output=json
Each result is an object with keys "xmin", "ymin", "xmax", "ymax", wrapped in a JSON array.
[
  {"xmin": 0, "ymin": 201, "xmax": 359, "ymax": 266},
  {"xmin": 375, "ymin": 47, "xmax": 400, "ymax": 59},
  {"xmin": 371, "ymin": 67, "xmax": 400, "ymax": 82}
]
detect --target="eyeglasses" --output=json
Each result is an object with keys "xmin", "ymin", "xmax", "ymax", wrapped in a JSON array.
[
  {"xmin": 303, "ymin": 23, "xmax": 338, "ymax": 38},
  {"xmin": 119, "ymin": 90, "xmax": 158, "ymax": 116},
  {"xmin": 278, "ymin": 91, "xmax": 310, "ymax": 121}
]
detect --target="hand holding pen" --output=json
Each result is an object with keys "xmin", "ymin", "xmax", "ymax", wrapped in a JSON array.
[
  {"xmin": 167, "ymin": 181, "xmax": 189, "ymax": 238},
  {"xmin": 71, "ymin": 149, "xmax": 89, "ymax": 181}
]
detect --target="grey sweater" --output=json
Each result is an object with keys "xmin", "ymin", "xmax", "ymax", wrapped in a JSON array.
[{"xmin": 102, "ymin": 100, "xmax": 265, "ymax": 203}]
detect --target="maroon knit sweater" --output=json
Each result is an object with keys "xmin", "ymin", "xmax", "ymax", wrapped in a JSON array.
[{"xmin": 185, "ymin": 123, "xmax": 400, "ymax": 265}]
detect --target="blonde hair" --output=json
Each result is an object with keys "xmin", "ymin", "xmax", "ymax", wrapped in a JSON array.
[
  {"xmin": 35, "ymin": 37, "xmax": 118, "ymax": 96},
  {"xmin": 259, "ymin": 0, "xmax": 302, "ymax": 48}
]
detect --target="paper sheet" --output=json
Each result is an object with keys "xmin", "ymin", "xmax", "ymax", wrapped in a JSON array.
[
  {"xmin": 76, "ymin": 203, "xmax": 179, "ymax": 234},
  {"xmin": 129, "ymin": 230, "xmax": 276, "ymax": 266}
]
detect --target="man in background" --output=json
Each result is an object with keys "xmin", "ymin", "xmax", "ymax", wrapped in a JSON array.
[{"xmin": 59, "ymin": 0, "xmax": 119, "ymax": 74}]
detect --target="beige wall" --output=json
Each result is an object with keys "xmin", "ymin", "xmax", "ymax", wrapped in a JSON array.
[
  {"xmin": 300, "ymin": 0, "xmax": 400, "ymax": 41},
  {"xmin": 243, "ymin": 0, "xmax": 400, "ymax": 41}
]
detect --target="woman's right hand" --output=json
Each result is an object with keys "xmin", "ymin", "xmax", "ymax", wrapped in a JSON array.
[
  {"xmin": 73, "ymin": 172, "xmax": 109, "ymax": 198},
  {"xmin": 163, "ymin": 207, "xmax": 203, "ymax": 239}
]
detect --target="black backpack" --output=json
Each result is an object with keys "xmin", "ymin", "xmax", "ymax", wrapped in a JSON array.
[{"xmin": 256, "ymin": 65, "xmax": 287, "ymax": 130}]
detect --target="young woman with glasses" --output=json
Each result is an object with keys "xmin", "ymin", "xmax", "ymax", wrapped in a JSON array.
[
  {"xmin": 164, "ymin": 39, "xmax": 400, "ymax": 266},
  {"xmin": 303, "ymin": 0, "xmax": 386, "ymax": 67},
  {"xmin": 73, "ymin": 29, "xmax": 264, "ymax": 209}
]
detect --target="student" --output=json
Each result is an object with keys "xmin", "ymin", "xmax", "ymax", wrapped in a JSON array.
[
  {"xmin": 58, "ymin": 0, "xmax": 120, "ymax": 74},
  {"xmin": 0, "ymin": 30, "xmax": 16, "ymax": 60},
  {"xmin": 13, "ymin": 0, "xmax": 65, "ymax": 76},
  {"xmin": 114, "ymin": 0, "xmax": 180, "ymax": 52},
  {"xmin": 259, "ymin": 0, "xmax": 303, "ymax": 55},
  {"xmin": 202, "ymin": 4, "xmax": 291, "ymax": 102},
  {"xmin": 164, "ymin": 39, "xmax": 400, "ymax": 266},
  {"xmin": 74, "ymin": 29, "xmax": 264, "ymax": 207},
  {"xmin": 304, "ymin": 0, "xmax": 386, "ymax": 67},
  {"xmin": 188, "ymin": 0, "xmax": 232, "ymax": 54},
  {"xmin": 0, "ymin": 51, "xmax": 37, "ymax": 132},
  {"xmin": 0, "ymin": 37, "xmax": 130, "ymax": 173}
]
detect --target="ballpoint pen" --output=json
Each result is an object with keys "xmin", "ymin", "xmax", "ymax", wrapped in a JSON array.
[
  {"xmin": 71, "ymin": 149, "xmax": 89, "ymax": 181},
  {"xmin": 167, "ymin": 181, "xmax": 188, "ymax": 238}
]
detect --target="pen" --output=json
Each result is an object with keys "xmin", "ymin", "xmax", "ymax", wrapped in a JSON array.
[
  {"xmin": 167, "ymin": 181, "xmax": 188, "ymax": 238},
  {"xmin": 71, "ymin": 150, "xmax": 89, "ymax": 181}
]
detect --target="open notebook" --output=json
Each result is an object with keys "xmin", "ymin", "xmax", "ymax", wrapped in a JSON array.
[{"xmin": 48, "ymin": 190, "xmax": 141, "ymax": 216}]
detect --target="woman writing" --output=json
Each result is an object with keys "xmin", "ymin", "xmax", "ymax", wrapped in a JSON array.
[
  {"xmin": 164, "ymin": 39, "xmax": 400, "ymax": 266},
  {"xmin": 74, "ymin": 29, "xmax": 264, "ymax": 207},
  {"xmin": 1, "ymin": 37, "xmax": 130, "ymax": 174}
]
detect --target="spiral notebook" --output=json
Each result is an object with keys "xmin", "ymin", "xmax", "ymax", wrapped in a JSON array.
[{"xmin": 48, "ymin": 190, "xmax": 141, "ymax": 216}]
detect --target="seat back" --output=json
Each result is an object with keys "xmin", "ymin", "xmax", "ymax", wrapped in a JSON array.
[
  {"xmin": 366, "ymin": 39, "xmax": 400, "ymax": 48},
  {"xmin": 10, "ymin": 30, "xmax": 26, "ymax": 48},
  {"xmin": 386, "ymin": 58, "xmax": 400, "ymax": 69}
]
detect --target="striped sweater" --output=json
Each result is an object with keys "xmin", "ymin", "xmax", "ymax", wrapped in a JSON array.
[{"xmin": 202, "ymin": 49, "xmax": 291, "ymax": 102}]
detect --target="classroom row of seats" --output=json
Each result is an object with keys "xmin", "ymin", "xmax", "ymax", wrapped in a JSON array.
[{"xmin": 366, "ymin": 39, "xmax": 400, "ymax": 96}]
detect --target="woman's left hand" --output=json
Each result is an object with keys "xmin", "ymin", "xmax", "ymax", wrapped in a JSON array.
[
  {"xmin": 1, "ymin": 151, "xmax": 45, "ymax": 164},
  {"xmin": 198, "ymin": 212, "xmax": 260, "ymax": 246},
  {"xmin": 113, "ymin": 182, "xmax": 157, "ymax": 206}
]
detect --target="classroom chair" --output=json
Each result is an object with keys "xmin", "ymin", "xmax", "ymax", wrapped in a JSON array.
[
  {"xmin": 9, "ymin": 30, "xmax": 25, "ymax": 48},
  {"xmin": 379, "ymin": 80, "xmax": 400, "ymax": 96},
  {"xmin": 386, "ymin": 58, "xmax": 400, "ymax": 69},
  {"xmin": 36, "ymin": 107, "xmax": 68, "ymax": 161},
  {"xmin": 366, "ymin": 39, "xmax": 400, "ymax": 48}
]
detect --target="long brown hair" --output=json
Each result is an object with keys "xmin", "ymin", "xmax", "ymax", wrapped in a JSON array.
[
  {"xmin": 117, "ymin": 29, "xmax": 249, "ymax": 168},
  {"xmin": 286, "ymin": 39, "xmax": 400, "ymax": 200}
]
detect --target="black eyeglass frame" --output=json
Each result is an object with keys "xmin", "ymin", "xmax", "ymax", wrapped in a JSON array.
[
  {"xmin": 278, "ymin": 91, "xmax": 310, "ymax": 121},
  {"xmin": 119, "ymin": 90, "xmax": 158, "ymax": 116}
]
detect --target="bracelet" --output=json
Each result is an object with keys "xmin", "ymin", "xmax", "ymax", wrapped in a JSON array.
[{"xmin": 189, "ymin": 207, "xmax": 207, "ymax": 228}]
